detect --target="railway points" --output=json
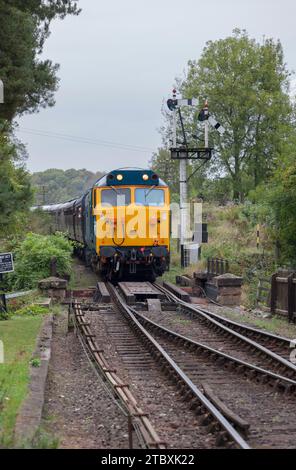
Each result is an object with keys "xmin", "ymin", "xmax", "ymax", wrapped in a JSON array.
[{"xmin": 61, "ymin": 276, "xmax": 296, "ymax": 449}]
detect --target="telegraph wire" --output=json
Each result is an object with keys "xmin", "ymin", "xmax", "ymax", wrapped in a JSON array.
[{"xmin": 16, "ymin": 126, "xmax": 154, "ymax": 153}]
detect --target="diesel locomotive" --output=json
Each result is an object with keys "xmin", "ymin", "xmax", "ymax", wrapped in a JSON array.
[{"xmin": 43, "ymin": 168, "xmax": 170, "ymax": 281}]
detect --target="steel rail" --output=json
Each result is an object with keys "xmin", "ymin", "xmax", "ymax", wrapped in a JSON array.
[
  {"xmin": 107, "ymin": 283, "xmax": 250, "ymax": 449},
  {"xmin": 128, "ymin": 305, "xmax": 296, "ymax": 392},
  {"xmin": 156, "ymin": 283, "xmax": 291, "ymax": 348},
  {"xmin": 193, "ymin": 307, "xmax": 291, "ymax": 348},
  {"xmin": 71, "ymin": 301, "xmax": 166, "ymax": 449},
  {"xmin": 155, "ymin": 284, "xmax": 296, "ymax": 378}
]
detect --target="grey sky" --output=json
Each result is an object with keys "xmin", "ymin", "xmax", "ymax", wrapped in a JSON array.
[{"xmin": 16, "ymin": 0, "xmax": 296, "ymax": 174}]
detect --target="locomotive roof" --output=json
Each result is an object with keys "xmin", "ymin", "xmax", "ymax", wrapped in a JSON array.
[
  {"xmin": 94, "ymin": 168, "xmax": 167, "ymax": 187},
  {"xmin": 40, "ymin": 168, "xmax": 168, "ymax": 212}
]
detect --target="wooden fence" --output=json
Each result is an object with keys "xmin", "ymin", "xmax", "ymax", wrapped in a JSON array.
[
  {"xmin": 256, "ymin": 277, "xmax": 271, "ymax": 309},
  {"xmin": 207, "ymin": 258, "xmax": 230, "ymax": 277},
  {"xmin": 270, "ymin": 271, "xmax": 296, "ymax": 322}
]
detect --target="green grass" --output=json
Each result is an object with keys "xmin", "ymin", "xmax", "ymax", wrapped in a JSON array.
[
  {"xmin": 31, "ymin": 428, "xmax": 59, "ymax": 449},
  {"xmin": 216, "ymin": 307, "xmax": 296, "ymax": 338},
  {"xmin": 161, "ymin": 265, "xmax": 183, "ymax": 284},
  {"xmin": 69, "ymin": 257, "xmax": 98, "ymax": 289},
  {"xmin": 0, "ymin": 316, "xmax": 43, "ymax": 447}
]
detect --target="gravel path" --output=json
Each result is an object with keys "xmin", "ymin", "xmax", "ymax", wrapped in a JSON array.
[{"xmin": 41, "ymin": 311, "xmax": 130, "ymax": 449}]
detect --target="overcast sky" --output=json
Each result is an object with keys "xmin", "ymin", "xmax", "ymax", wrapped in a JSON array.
[{"xmin": 16, "ymin": 0, "xmax": 296, "ymax": 174}]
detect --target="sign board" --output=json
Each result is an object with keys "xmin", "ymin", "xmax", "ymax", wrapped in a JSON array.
[{"xmin": 0, "ymin": 253, "xmax": 14, "ymax": 274}]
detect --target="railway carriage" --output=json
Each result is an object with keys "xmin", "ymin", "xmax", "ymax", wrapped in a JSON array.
[{"xmin": 44, "ymin": 168, "xmax": 170, "ymax": 281}]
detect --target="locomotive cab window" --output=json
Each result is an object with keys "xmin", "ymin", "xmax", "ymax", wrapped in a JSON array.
[
  {"xmin": 101, "ymin": 188, "xmax": 131, "ymax": 206},
  {"xmin": 135, "ymin": 188, "xmax": 165, "ymax": 206}
]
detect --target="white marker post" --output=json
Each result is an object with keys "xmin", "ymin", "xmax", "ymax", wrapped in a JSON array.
[
  {"xmin": 0, "ymin": 79, "xmax": 4, "ymax": 104},
  {"xmin": 0, "ymin": 340, "xmax": 3, "ymax": 364},
  {"xmin": 177, "ymin": 98, "xmax": 199, "ymax": 266},
  {"xmin": 179, "ymin": 152, "xmax": 188, "ymax": 265}
]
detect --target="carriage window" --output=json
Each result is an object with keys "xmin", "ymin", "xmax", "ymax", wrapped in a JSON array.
[
  {"xmin": 135, "ymin": 189, "xmax": 164, "ymax": 206},
  {"xmin": 101, "ymin": 188, "xmax": 131, "ymax": 206}
]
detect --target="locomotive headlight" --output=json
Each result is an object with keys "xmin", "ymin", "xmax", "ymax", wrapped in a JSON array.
[
  {"xmin": 142, "ymin": 174, "xmax": 149, "ymax": 181},
  {"xmin": 116, "ymin": 174, "xmax": 123, "ymax": 181}
]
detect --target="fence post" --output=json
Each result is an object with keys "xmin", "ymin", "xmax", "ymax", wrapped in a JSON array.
[
  {"xmin": 270, "ymin": 273, "xmax": 277, "ymax": 314},
  {"xmin": 287, "ymin": 273, "xmax": 295, "ymax": 323},
  {"xmin": 50, "ymin": 256, "xmax": 57, "ymax": 277}
]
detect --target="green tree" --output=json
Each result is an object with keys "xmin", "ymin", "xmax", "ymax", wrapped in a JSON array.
[
  {"xmin": 180, "ymin": 29, "xmax": 292, "ymax": 201},
  {"xmin": 0, "ymin": 1, "xmax": 80, "ymax": 121},
  {"xmin": 0, "ymin": 133, "xmax": 32, "ymax": 236},
  {"xmin": 150, "ymin": 148, "xmax": 179, "ymax": 195},
  {"xmin": 0, "ymin": 1, "xmax": 80, "ymax": 233},
  {"xmin": 31, "ymin": 168, "xmax": 104, "ymax": 205},
  {"xmin": 252, "ymin": 126, "xmax": 296, "ymax": 264}
]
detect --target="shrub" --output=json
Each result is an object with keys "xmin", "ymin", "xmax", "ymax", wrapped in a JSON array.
[
  {"xmin": 7, "ymin": 233, "xmax": 73, "ymax": 290},
  {"xmin": 30, "ymin": 358, "xmax": 41, "ymax": 368},
  {"xmin": 14, "ymin": 305, "xmax": 48, "ymax": 316}
]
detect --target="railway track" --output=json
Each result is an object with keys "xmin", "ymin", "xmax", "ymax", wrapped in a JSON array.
[
  {"xmin": 130, "ymin": 307, "xmax": 296, "ymax": 448},
  {"xmin": 84, "ymin": 302, "xmax": 219, "ymax": 449},
  {"xmin": 72, "ymin": 289, "xmax": 249, "ymax": 449},
  {"xmin": 71, "ymin": 280, "xmax": 296, "ymax": 449},
  {"xmin": 71, "ymin": 301, "xmax": 166, "ymax": 450},
  {"xmin": 190, "ymin": 304, "xmax": 293, "ymax": 361},
  {"xmin": 106, "ymin": 283, "xmax": 249, "ymax": 449}
]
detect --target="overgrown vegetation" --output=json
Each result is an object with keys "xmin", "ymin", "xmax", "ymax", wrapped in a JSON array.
[
  {"xmin": 14, "ymin": 305, "xmax": 48, "ymax": 317},
  {"xmin": 163, "ymin": 203, "xmax": 276, "ymax": 308},
  {"xmin": 199, "ymin": 203, "xmax": 275, "ymax": 308},
  {"xmin": 153, "ymin": 29, "xmax": 296, "ymax": 269},
  {"xmin": 6, "ymin": 233, "xmax": 73, "ymax": 291}
]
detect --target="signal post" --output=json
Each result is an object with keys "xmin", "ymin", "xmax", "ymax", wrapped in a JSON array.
[{"xmin": 167, "ymin": 90, "xmax": 224, "ymax": 267}]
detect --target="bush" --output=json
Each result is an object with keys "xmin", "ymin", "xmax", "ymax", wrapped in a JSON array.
[
  {"xmin": 7, "ymin": 233, "xmax": 73, "ymax": 290},
  {"xmin": 14, "ymin": 305, "xmax": 48, "ymax": 316}
]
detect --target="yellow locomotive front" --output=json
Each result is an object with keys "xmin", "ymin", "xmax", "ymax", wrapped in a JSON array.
[{"xmin": 93, "ymin": 169, "xmax": 170, "ymax": 282}]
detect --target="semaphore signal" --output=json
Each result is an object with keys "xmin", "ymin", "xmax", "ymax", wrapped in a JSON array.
[{"xmin": 166, "ymin": 90, "xmax": 225, "ymax": 267}]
